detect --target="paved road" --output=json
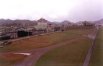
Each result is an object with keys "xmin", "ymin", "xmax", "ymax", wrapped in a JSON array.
[{"xmin": 83, "ymin": 29, "xmax": 99, "ymax": 66}]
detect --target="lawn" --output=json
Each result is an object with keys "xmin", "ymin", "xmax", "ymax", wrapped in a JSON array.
[
  {"xmin": 35, "ymin": 37, "xmax": 93, "ymax": 66},
  {"xmin": 89, "ymin": 28, "xmax": 103, "ymax": 66},
  {"xmin": 0, "ymin": 29, "xmax": 94, "ymax": 52}
]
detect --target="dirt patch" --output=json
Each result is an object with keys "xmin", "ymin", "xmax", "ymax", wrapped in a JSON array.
[{"xmin": 0, "ymin": 53, "xmax": 27, "ymax": 63}]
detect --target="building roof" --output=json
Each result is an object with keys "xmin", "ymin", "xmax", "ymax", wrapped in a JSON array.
[{"xmin": 37, "ymin": 18, "xmax": 49, "ymax": 23}]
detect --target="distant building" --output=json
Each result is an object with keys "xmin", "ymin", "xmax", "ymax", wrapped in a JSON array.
[
  {"xmin": 75, "ymin": 22, "xmax": 84, "ymax": 26},
  {"xmin": 61, "ymin": 20, "xmax": 74, "ymax": 30},
  {"xmin": 47, "ymin": 23, "xmax": 55, "ymax": 32},
  {"xmin": 35, "ymin": 18, "xmax": 49, "ymax": 32},
  {"xmin": 0, "ymin": 26, "xmax": 18, "ymax": 39}
]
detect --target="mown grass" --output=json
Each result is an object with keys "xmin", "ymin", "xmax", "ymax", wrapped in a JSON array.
[
  {"xmin": 89, "ymin": 28, "xmax": 103, "ymax": 66},
  {"xmin": 0, "ymin": 29, "xmax": 94, "ymax": 52},
  {"xmin": 35, "ymin": 38, "xmax": 92, "ymax": 66}
]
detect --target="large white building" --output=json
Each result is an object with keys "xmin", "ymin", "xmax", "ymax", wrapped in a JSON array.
[
  {"xmin": 34, "ymin": 18, "xmax": 56, "ymax": 32},
  {"xmin": 35, "ymin": 18, "xmax": 49, "ymax": 31},
  {"xmin": 35, "ymin": 22, "xmax": 48, "ymax": 30}
]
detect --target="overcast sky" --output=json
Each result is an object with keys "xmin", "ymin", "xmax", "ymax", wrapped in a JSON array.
[{"xmin": 0, "ymin": 0, "xmax": 103, "ymax": 22}]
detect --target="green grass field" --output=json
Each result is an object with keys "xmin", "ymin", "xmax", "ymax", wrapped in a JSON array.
[
  {"xmin": 89, "ymin": 28, "xmax": 103, "ymax": 66},
  {"xmin": 35, "ymin": 38, "xmax": 93, "ymax": 66},
  {"xmin": 0, "ymin": 29, "xmax": 94, "ymax": 52},
  {"xmin": 0, "ymin": 28, "xmax": 95, "ymax": 66}
]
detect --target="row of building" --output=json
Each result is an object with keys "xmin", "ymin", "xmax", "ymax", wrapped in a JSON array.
[{"xmin": 0, "ymin": 18, "xmax": 98, "ymax": 40}]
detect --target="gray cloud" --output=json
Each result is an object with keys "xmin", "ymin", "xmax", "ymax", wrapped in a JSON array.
[{"xmin": 0, "ymin": 0, "xmax": 102, "ymax": 22}]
